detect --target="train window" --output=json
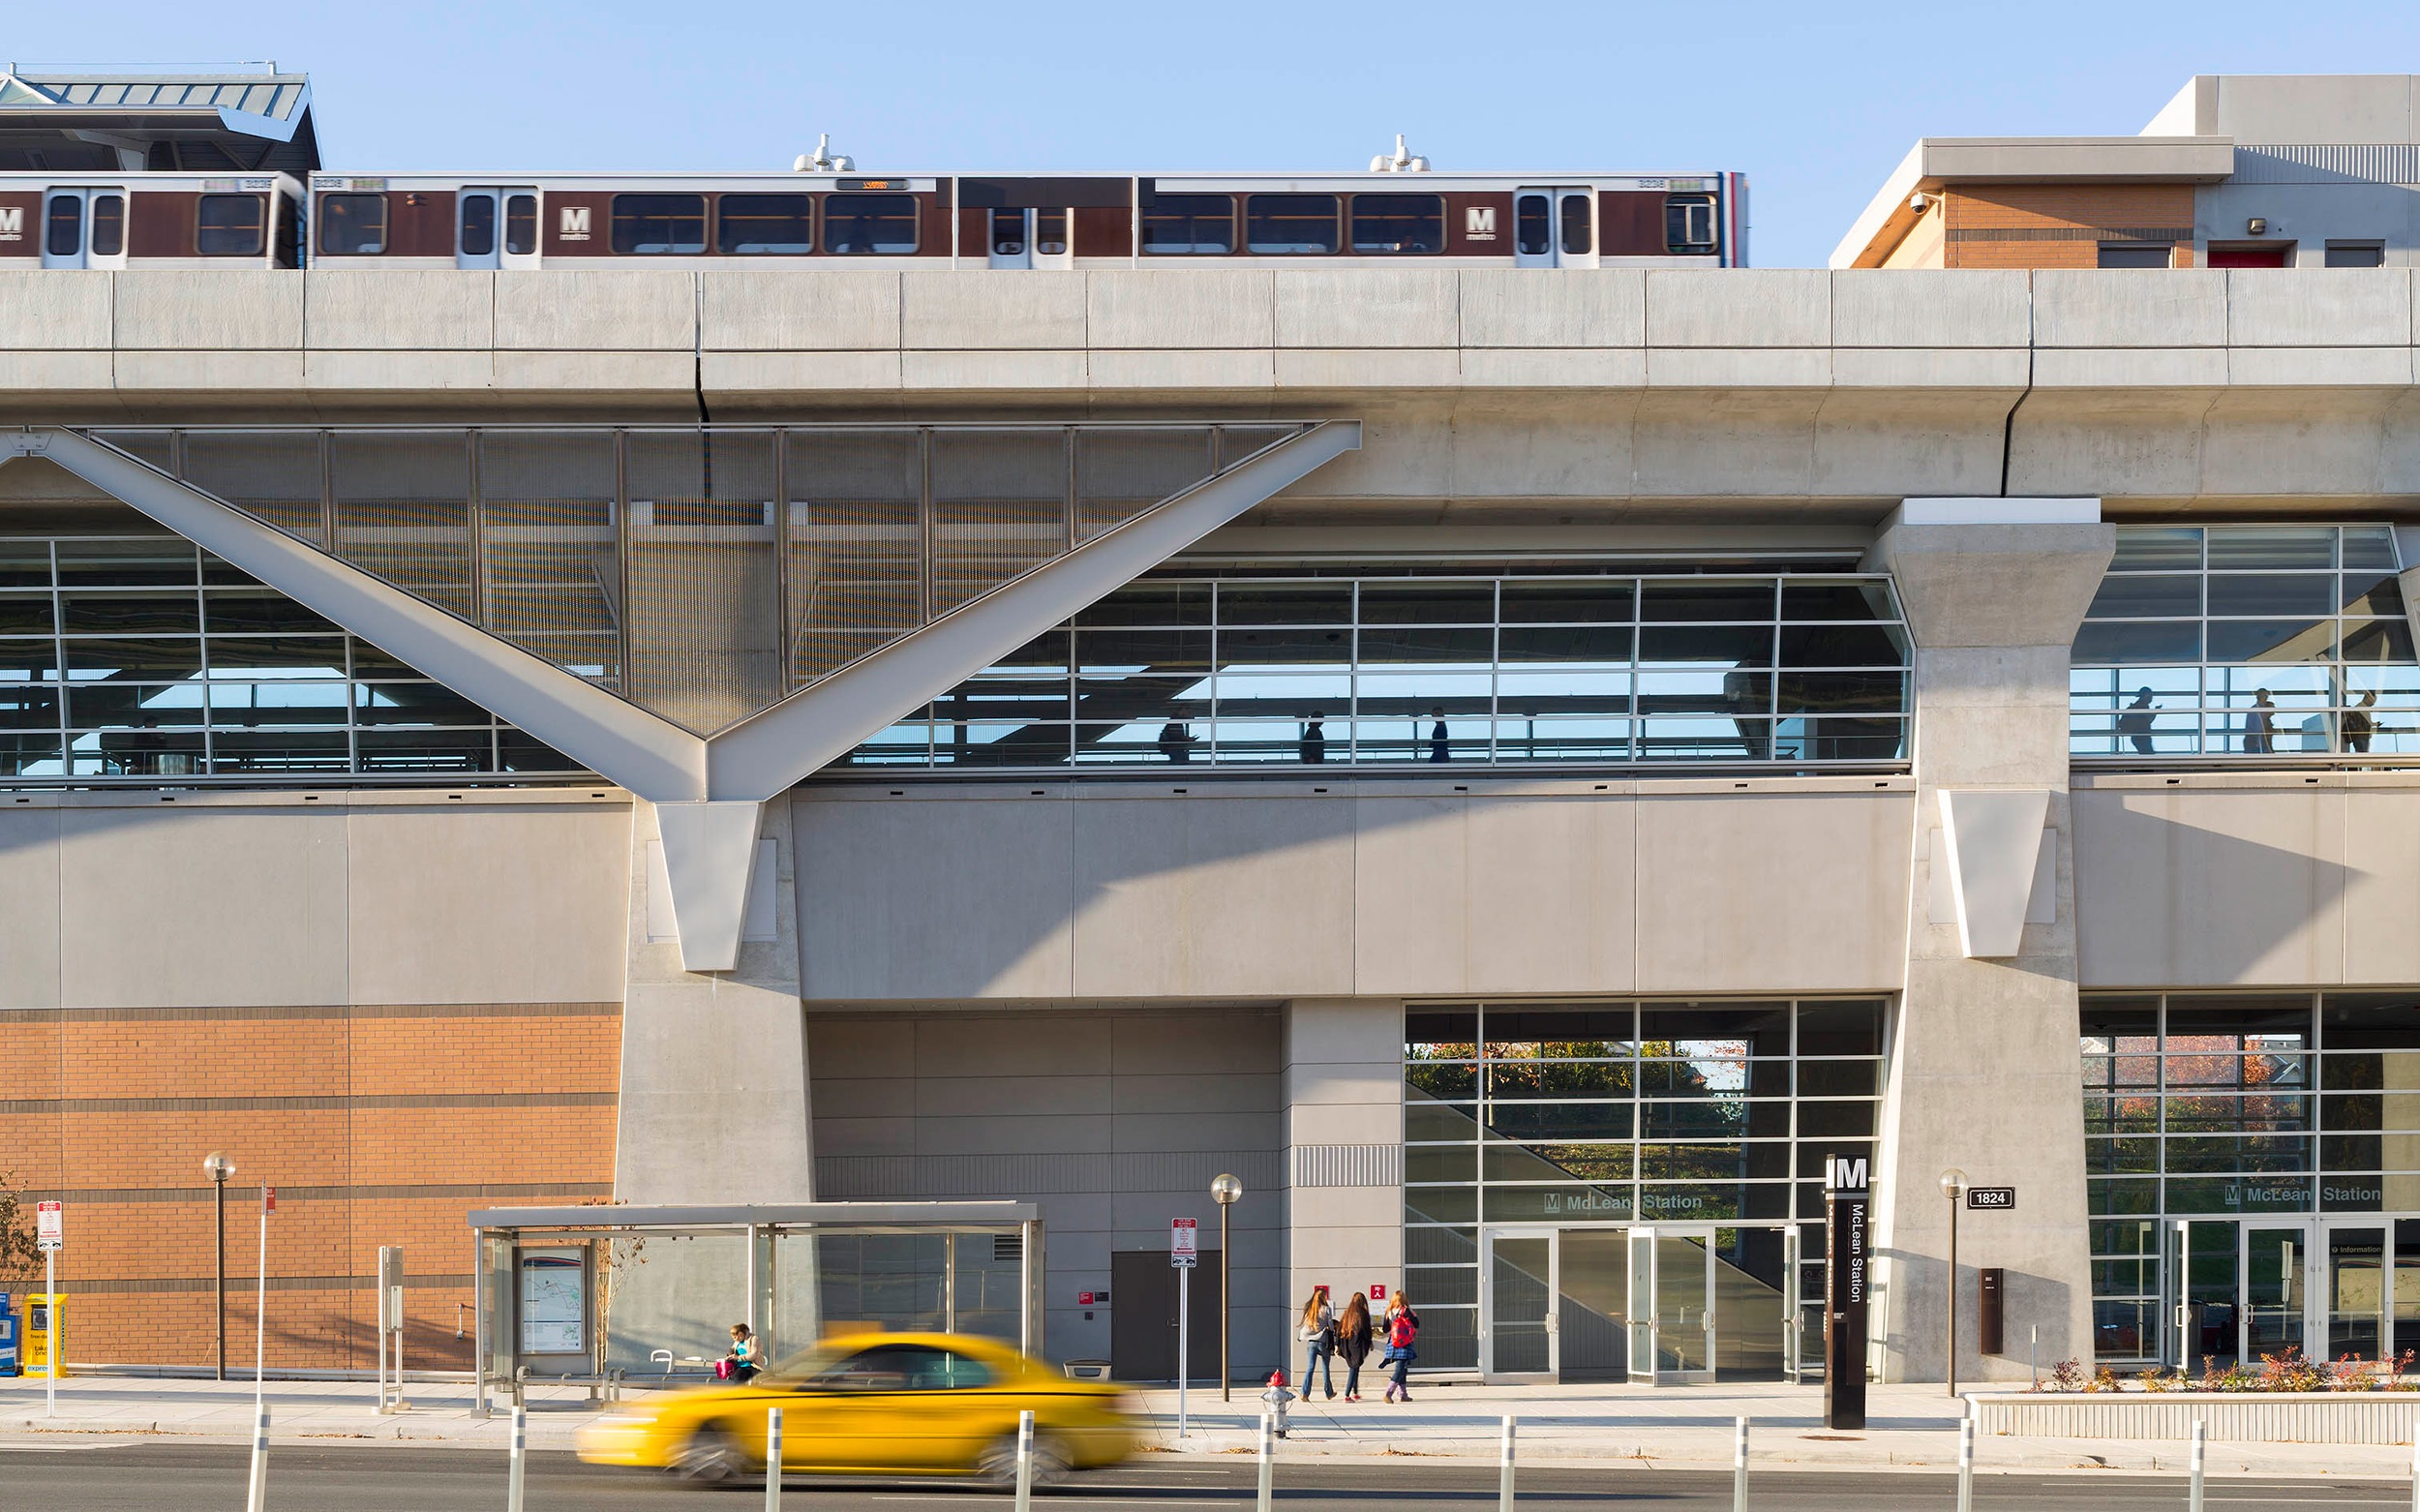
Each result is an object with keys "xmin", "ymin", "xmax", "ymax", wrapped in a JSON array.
[
  {"xmin": 1349, "ymin": 194, "xmax": 1444, "ymax": 255},
  {"xmin": 1247, "ymin": 194, "xmax": 1340, "ymax": 255},
  {"xmin": 990, "ymin": 207, "xmax": 1025, "ymax": 257},
  {"xmin": 1515, "ymin": 194, "xmax": 1551, "ymax": 257},
  {"xmin": 823, "ymin": 193, "xmax": 918, "ymax": 255},
  {"xmin": 1666, "ymin": 194, "xmax": 1717, "ymax": 254},
  {"xmin": 1036, "ymin": 208, "xmax": 1068, "ymax": 257},
  {"xmin": 718, "ymin": 194, "xmax": 815, "ymax": 254},
  {"xmin": 318, "ymin": 194, "xmax": 387, "ymax": 256},
  {"xmin": 90, "ymin": 195, "xmax": 125, "ymax": 257},
  {"xmin": 197, "ymin": 195, "xmax": 266, "ymax": 257},
  {"xmin": 1141, "ymin": 194, "xmax": 1233, "ymax": 255},
  {"xmin": 1559, "ymin": 193, "xmax": 1592, "ymax": 256},
  {"xmin": 505, "ymin": 194, "xmax": 538, "ymax": 257},
  {"xmin": 460, "ymin": 195, "xmax": 497, "ymax": 257},
  {"xmin": 45, "ymin": 196, "xmax": 81, "ymax": 257},
  {"xmin": 612, "ymin": 194, "xmax": 708, "ymax": 255}
]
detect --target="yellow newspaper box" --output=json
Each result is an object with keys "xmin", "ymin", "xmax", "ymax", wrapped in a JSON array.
[{"xmin": 24, "ymin": 1293, "xmax": 63, "ymax": 1378}]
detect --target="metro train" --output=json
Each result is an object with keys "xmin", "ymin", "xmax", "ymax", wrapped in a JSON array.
[{"xmin": 2, "ymin": 168, "xmax": 1746, "ymax": 271}]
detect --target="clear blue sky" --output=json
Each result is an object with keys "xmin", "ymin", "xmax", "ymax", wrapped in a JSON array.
[{"xmin": 13, "ymin": 0, "xmax": 2420, "ymax": 266}]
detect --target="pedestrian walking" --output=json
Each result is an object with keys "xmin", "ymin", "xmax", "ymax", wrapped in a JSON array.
[
  {"xmin": 1297, "ymin": 1285, "xmax": 1336, "ymax": 1400},
  {"xmin": 1381, "ymin": 1292, "xmax": 1420, "ymax": 1403},
  {"xmin": 1336, "ymin": 1291, "xmax": 1375, "ymax": 1401}
]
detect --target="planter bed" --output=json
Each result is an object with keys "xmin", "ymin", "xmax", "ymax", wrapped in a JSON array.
[{"xmin": 1973, "ymin": 1390, "xmax": 2420, "ymax": 1444}]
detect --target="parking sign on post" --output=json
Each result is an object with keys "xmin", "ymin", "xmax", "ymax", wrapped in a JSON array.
[
  {"xmin": 1171, "ymin": 1218, "xmax": 1198, "ymax": 1437},
  {"xmin": 36, "ymin": 1201, "xmax": 61, "ymax": 1252},
  {"xmin": 1170, "ymin": 1218, "xmax": 1197, "ymax": 1267}
]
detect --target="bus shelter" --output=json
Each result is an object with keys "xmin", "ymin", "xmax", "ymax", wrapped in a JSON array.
[{"xmin": 467, "ymin": 1201, "xmax": 1043, "ymax": 1414}]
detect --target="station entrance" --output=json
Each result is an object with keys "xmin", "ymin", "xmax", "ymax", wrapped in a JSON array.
[
  {"xmin": 1479, "ymin": 1223, "xmax": 1805, "ymax": 1384},
  {"xmin": 2161, "ymin": 1217, "xmax": 2420, "ymax": 1369}
]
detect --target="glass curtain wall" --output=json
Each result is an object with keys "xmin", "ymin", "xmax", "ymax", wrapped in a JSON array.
[
  {"xmin": 850, "ymin": 572, "xmax": 1910, "ymax": 772},
  {"xmin": 2072, "ymin": 525, "xmax": 2420, "ymax": 759},
  {"xmin": 1404, "ymin": 998, "xmax": 1887, "ymax": 1370},
  {"xmin": 0, "ymin": 535, "xmax": 577, "ymax": 779},
  {"xmin": 2083, "ymin": 992, "xmax": 2420, "ymax": 1364}
]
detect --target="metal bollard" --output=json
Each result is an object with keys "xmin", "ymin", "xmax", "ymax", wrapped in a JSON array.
[
  {"xmin": 1499, "ymin": 1415, "xmax": 1517, "ymax": 1511},
  {"xmin": 2189, "ymin": 1419, "xmax": 2206, "ymax": 1512},
  {"xmin": 2408, "ymin": 1433, "xmax": 2418, "ymax": 1512},
  {"xmin": 244, "ymin": 1403, "xmax": 269, "ymax": 1512},
  {"xmin": 765, "ymin": 1406, "xmax": 784, "ymax": 1511},
  {"xmin": 1014, "ymin": 1408, "xmax": 1035, "ymax": 1512},
  {"xmin": 1955, "ymin": 1410, "xmax": 1974, "ymax": 1512},
  {"xmin": 1257, "ymin": 1411, "xmax": 1275, "ymax": 1512},
  {"xmin": 507, "ymin": 1404, "xmax": 527, "ymax": 1512},
  {"xmin": 1733, "ymin": 1416, "xmax": 1749, "ymax": 1512}
]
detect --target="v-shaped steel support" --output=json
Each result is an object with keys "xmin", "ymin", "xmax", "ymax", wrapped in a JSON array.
[{"xmin": 8, "ymin": 420, "xmax": 1360, "ymax": 968}]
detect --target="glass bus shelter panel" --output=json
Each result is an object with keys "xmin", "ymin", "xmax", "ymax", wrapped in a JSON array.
[
  {"xmin": 2329, "ymin": 1225, "xmax": 2389, "ymax": 1361},
  {"xmin": 1489, "ymin": 1235, "xmax": 1553, "ymax": 1376},
  {"xmin": 599, "ymin": 1230, "xmax": 751, "ymax": 1377},
  {"xmin": 2245, "ymin": 1225, "xmax": 2308, "ymax": 1360},
  {"xmin": 1557, "ymin": 1228, "xmax": 1628, "ymax": 1382}
]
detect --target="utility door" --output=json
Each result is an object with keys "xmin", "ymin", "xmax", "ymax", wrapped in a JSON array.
[
  {"xmin": 457, "ymin": 186, "xmax": 541, "ymax": 270},
  {"xmin": 1512, "ymin": 186, "xmax": 1595, "ymax": 269},
  {"xmin": 41, "ymin": 187, "xmax": 128, "ymax": 269},
  {"xmin": 1108, "ymin": 1248, "xmax": 1220, "ymax": 1382}
]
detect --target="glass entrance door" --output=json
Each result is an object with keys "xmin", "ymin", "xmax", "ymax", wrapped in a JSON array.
[
  {"xmin": 1480, "ymin": 1226, "xmax": 1632, "ymax": 1382},
  {"xmin": 1557, "ymin": 1228, "xmax": 1629, "ymax": 1382},
  {"xmin": 1482, "ymin": 1228, "xmax": 1556, "ymax": 1382},
  {"xmin": 2244, "ymin": 1223, "xmax": 2309, "ymax": 1361},
  {"xmin": 1625, "ymin": 1225, "xmax": 1714, "ymax": 1383},
  {"xmin": 2323, "ymin": 1223, "xmax": 2389, "ymax": 1363}
]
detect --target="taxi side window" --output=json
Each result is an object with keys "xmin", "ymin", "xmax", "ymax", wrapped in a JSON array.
[{"xmin": 807, "ymin": 1345, "xmax": 993, "ymax": 1391}]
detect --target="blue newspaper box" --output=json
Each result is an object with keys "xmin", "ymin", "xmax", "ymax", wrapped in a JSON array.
[{"xmin": 0, "ymin": 1292, "xmax": 18, "ymax": 1376}]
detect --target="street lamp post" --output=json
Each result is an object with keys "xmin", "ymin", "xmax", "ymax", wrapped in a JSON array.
[
  {"xmin": 1210, "ymin": 1173, "xmax": 1242, "ymax": 1403},
  {"xmin": 204, "ymin": 1153, "xmax": 235, "ymax": 1381},
  {"xmin": 1939, "ymin": 1167, "xmax": 1968, "ymax": 1399}
]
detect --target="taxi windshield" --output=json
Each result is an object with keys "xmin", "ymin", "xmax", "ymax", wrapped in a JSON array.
[{"xmin": 787, "ymin": 1342, "xmax": 998, "ymax": 1392}]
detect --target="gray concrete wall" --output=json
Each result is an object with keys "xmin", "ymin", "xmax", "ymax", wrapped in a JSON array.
[
  {"xmin": 0, "ymin": 788, "xmax": 629, "ymax": 1009},
  {"xmin": 2074, "ymin": 774, "xmax": 2420, "ymax": 986},
  {"xmin": 1285, "ymin": 999, "xmax": 1405, "ymax": 1326},
  {"xmin": 806, "ymin": 1005, "xmax": 1287, "ymax": 1375},
  {"xmin": 789, "ymin": 777, "xmax": 1914, "ymax": 1004}
]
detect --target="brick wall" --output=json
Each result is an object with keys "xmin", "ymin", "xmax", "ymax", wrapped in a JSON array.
[
  {"xmin": 1945, "ymin": 184, "xmax": 2198, "ymax": 269},
  {"xmin": 0, "ymin": 1003, "xmax": 620, "ymax": 1370}
]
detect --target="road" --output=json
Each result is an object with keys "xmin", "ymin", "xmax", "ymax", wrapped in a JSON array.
[{"xmin": 0, "ymin": 1442, "xmax": 2409, "ymax": 1509}]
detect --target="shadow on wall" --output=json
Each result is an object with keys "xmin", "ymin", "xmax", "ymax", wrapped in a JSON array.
[
  {"xmin": 1875, "ymin": 1251, "xmax": 2072, "ymax": 1381},
  {"xmin": 2073, "ymin": 794, "xmax": 2358, "ymax": 987}
]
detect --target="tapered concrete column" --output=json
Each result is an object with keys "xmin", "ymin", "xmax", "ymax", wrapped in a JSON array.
[
  {"xmin": 614, "ymin": 793, "xmax": 814, "ymax": 1205},
  {"xmin": 1861, "ymin": 499, "xmax": 2114, "ymax": 1383},
  {"xmin": 1285, "ymin": 999, "xmax": 1407, "ymax": 1316}
]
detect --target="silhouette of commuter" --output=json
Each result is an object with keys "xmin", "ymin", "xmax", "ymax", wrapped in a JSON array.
[
  {"xmin": 1158, "ymin": 721, "xmax": 1196, "ymax": 764},
  {"xmin": 2244, "ymin": 689, "xmax": 2277, "ymax": 755},
  {"xmin": 1428, "ymin": 707, "xmax": 1450, "ymax": 763},
  {"xmin": 2344, "ymin": 689, "xmax": 2377, "ymax": 754},
  {"xmin": 2116, "ymin": 687, "xmax": 2158, "ymax": 755},
  {"xmin": 1300, "ymin": 712, "xmax": 1327, "ymax": 764}
]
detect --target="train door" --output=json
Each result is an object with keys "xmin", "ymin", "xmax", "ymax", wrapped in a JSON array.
[
  {"xmin": 456, "ymin": 186, "xmax": 541, "ymax": 270},
  {"xmin": 41, "ymin": 187, "xmax": 128, "ymax": 269},
  {"xmin": 1512, "ymin": 186, "xmax": 1595, "ymax": 269},
  {"xmin": 986, "ymin": 207, "xmax": 1073, "ymax": 270}
]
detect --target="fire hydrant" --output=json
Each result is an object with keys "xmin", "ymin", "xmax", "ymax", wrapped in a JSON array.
[{"xmin": 1260, "ymin": 1368, "xmax": 1294, "ymax": 1437}]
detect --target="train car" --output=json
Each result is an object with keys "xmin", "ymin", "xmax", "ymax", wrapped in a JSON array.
[
  {"xmin": 0, "ymin": 172, "xmax": 305, "ymax": 269},
  {"xmin": 305, "ymin": 170, "xmax": 1749, "ymax": 271}
]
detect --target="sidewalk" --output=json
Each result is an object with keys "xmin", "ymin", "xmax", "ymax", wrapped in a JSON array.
[{"xmin": 3, "ymin": 1373, "xmax": 2415, "ymax": 1482}]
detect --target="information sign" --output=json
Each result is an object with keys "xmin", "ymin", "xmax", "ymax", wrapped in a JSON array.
[
  {"xmin": 1823, "ymin": 1161, "xmax": 1868, "ymax": 1432},
  {"xmin": 35, "ymin": 1200, "xmax": 61, "ymax": 1252},
  {"xmin": 1170, "ymin": 1217, "xmax": 1198, "ymax": 1268}
]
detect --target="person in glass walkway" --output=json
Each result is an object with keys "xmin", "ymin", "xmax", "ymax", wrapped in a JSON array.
[
  {"xmin": 1428, "ymin": 707, "xmax": 1451, "ymax": 762},
  {"xmin": 1300, "ymin": 712, "xmax": 1326, "ymax": 763},
  {"xmin": 2117, "ymin": 687, "xmax": 2158, "ymax": 754},
  {"xmin": 2244, "ymin": 689, "xmax": 2277, "ymax": 754}
]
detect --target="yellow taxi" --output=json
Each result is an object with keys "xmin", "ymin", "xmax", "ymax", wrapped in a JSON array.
[{"xmin": 575, "ymin": 1332, "xmax": 1138, "ymax": 1486}]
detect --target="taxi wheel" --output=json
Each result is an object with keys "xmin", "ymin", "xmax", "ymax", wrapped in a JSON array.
[
  {"xmin": 978, "ymin": 1431, "xmax": 1070, "ymax": 1490},
  {"xmin": 673, "ymin": 1423, "xmax": 748, "ymax": 1484}
]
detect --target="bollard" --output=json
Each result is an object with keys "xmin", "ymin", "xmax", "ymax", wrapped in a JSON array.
[
  {"xmin": 1014, "ymin": 1408, "xmax": 1035, "ymax": 1512},
  {"xmin": 765, "ymin": 1406, "xmax": 784, "ymax": 1511},
  {"xmin": 1256, "ymin": 1411, "xmax": 1275, "ymax": 1512},
  {"xmin": 1955, "ymin": 1410, "xmax": 1974, "ymax": 1512},
  {"xmin": 2189, "ymin": 1419, "xmax": 2206, "ymax": 1512},
  {"xmin": 244, "ymin": 1403, "xmax": 268, "ymax": 1512},
  {"xmin": 2408, "ymin": 1433, "xmax": 2418, "ymax": 1512},
  {"xmin": 1733, "ymin": 1416, "xmax": 1749, "ymax": 1512},
  {"xmin": 507, "ymin": 1403, "xmax": 527, "ymax": 1512},
  {"xmin": 1499, "ymin": 1415, "xmax": 1517, "ymax": 1512}
]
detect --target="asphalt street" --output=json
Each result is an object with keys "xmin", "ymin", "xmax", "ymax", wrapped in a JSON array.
[{"xmin": 0, "ymin": 1442, "xmax": 2411, "ymax": 1510}]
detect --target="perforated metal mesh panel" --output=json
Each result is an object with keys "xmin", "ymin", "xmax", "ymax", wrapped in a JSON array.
[
  {"xmin": 929, "ymin": 430, "xmax": 1068, "ymax": 617},
  {"xmin": 330, "ymin": 432, "xmax": 474, "ymax": 619},
  {"xmin": 786, "ymin": 429, "xmax": 923, "ymax": 684},
  {"xmin": 624, "ymin": 430, "xmax": 781, "ymax": 734},
  {"xmin": 176, "ymin": 430, "xmax": 326, "ymax": 547},
  {"xmin": 478, "ymin": 431, "xmax": 622, "ymax": 690},
  {"xmin": 1075, "ymin": 428, "xmax": 1215, "ymax": 542}
]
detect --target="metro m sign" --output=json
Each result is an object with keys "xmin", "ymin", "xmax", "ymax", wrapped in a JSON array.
[
  {"xmin": 1465, "ymin": 205, "xmax": 1497, "ymax": 239},
  {"xmin": 0, "ymin": 205, "xmax": 22, "ymax": 241},
  {"xmin": 559, "ymin": 204, "xmax": 592, "ymax": 241}
]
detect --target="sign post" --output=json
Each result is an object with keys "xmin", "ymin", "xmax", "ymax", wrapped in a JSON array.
[
  {"xmin": 1171, "ymin": 1218, "xmax": 1198, "ymax": 1438},
  {"xmin": 1822, "ymin": 1159, "xmax": 1868, "ymax": 1431},
  {"xmin": 36, "ymin": 1200, "xmax": 61, "ymax": 1418}
]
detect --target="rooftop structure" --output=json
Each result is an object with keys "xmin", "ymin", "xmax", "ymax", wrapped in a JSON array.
[{"xmin": 0, "ymin": 64, "xmax": 316, "ymax": 172}]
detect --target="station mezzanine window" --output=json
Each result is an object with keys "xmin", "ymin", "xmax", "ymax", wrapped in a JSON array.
[
  {"xmin": 1403, "ymin": 998, "xmax": 1887, "ymax": 1371},
  {"xmin": 845, "ymin": 568, "xmax": 1911, "ymax": 774},
  {"xmin": 2072, "ymin": 525, "xmax": 2420, "ymax": 761},
  {"xmin": 0, "ymin": 534, "xmax": 580, "ymax": 782}
]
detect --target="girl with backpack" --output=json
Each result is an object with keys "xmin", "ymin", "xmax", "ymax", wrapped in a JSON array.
[{"xmin": 1381, "ymin": 1291, "xmax": 1420, "ymax": 1404}]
